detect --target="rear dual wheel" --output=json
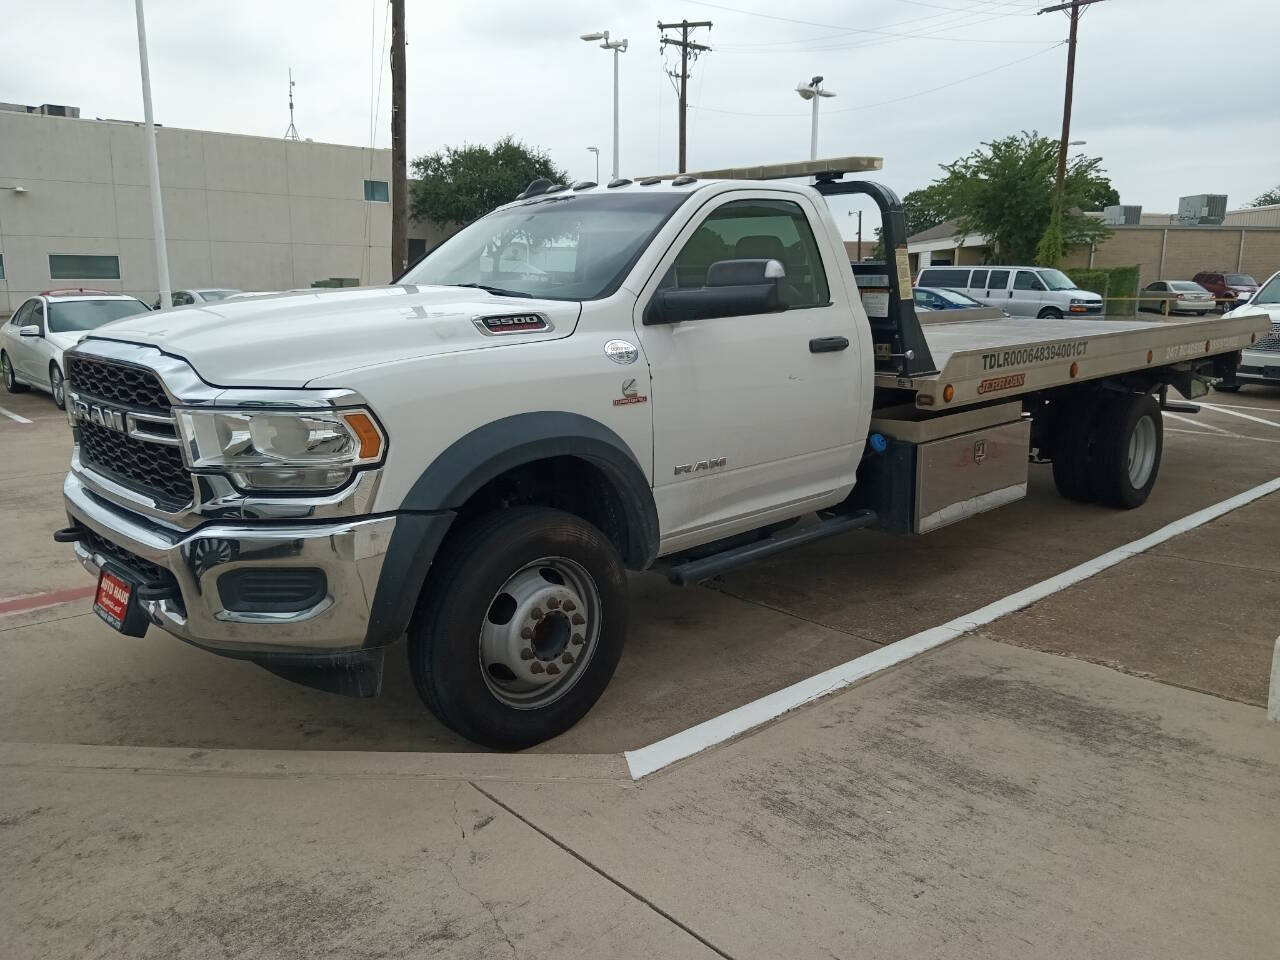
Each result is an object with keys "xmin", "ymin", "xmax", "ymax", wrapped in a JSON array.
[
  {"xmin": 1052, "ymin": 394, "xmax": 1163, "ymax": 509},
  {"xmin": 408, "ymin": 507, "xmax": 628, "ymax": 749}
]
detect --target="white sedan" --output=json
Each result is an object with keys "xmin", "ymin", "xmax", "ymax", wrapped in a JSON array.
[{"xmin": 2, "ymin": 290, "xmax": 151, "ymax": 409}]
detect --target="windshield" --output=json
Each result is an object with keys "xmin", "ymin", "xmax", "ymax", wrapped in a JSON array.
[
  {"xmin": 1036, "ymin": 268, "xmax": 1078, "ymax": 291},
  {"xmin": 1255, "ymin": 273, "xmax": 1280, "ymax": 304},
  {"xmin": 933, "ymin": 288, "xmax": 981, "ymax": 306},
  {"xmin": 402, "ymin": 192, "xmax": 689, "ymax": 300},
  {"xmin": 198, "ymin": 289, "xmax": 238, "ymax": 301},
  {"xmin": 1226, "ymin": 274, "xmax": 1256, "ymax": 287},
  {"xmin": 47, "ymin": 299, "xmax": 149, "ymax": 333}
]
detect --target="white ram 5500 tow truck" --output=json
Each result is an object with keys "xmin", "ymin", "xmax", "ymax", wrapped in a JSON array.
[{"xmin": 55, "ymin": 157, "xmax": 1269, "ymax": 748}]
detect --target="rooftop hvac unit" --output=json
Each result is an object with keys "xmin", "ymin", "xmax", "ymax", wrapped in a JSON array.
[
  {"xmin": 37, "ymin": 103, "xmax": 80, "ymax": 118},
  {"xmin": 1103, "ymin": 204, "xmax": 1142, "ymax": 225},
  {"xmin": 1177, "ymin": 193, "xmax": 1227, "ymax": 225}
]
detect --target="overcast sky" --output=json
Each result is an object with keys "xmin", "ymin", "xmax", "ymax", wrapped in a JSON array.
[{"xmin": 3, "ymin": 0, "xmax": 1277, "ymax": 238}]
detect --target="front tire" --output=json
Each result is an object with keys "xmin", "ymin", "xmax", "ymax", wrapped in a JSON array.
[
  {"xmin": 49, "ymin": 363, "xmax": 66, "ymax": 410},
  {"xmin": 2, "ymin": 352, "xmax": 29, "ymax": 394},
  {"xmin": 408, "ymin": 507, "xmax": 628, "ymax": 749},
  {"xmin": 1039, "ymin": 307, "xmax": 1063, "ymax": 320}
]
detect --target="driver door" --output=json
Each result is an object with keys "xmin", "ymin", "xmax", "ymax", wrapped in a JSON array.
[
  {"xmin": 9, "ymin": 300, "xmax": 41, "ymax": 383},
  {"xmin": 633, "ymin": 192, "xmax": 863, "ymax": 553}
]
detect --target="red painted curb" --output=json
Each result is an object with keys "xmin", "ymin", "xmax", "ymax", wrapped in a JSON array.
[{"xmin": 0, "ymin": 585, "xmax": 97, "ymax": 615}]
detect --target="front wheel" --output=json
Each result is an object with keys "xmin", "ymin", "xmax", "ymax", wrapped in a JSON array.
[
  {"xmin": 2, "ymin": 352, "xmax": 29, "ymax": 394},
  {"xmin": 1038, "ymin": 307, "xmax": 1063, "ymax": 320},
  {"xmin": 408, "ymin": 507, "xmax": 628, "ymax": 749},
  {"xmin": 49, "ymin": 363, "xmax": 66, "ymax": 410}
]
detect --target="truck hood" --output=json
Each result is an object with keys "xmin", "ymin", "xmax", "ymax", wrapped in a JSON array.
[{"xmin": 79, "ymin": 285, "xmax": 581, "ymax": 387}]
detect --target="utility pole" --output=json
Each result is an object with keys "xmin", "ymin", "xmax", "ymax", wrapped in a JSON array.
[
  {"xmin": 390, "ymin": 0, "xmax": 407, "ymax": 281},
  {"xmin": 658, "ymin": 19, "xmax": 711, "ymax": 173},
  {"xmin": 1039, "ymin": 0, "xmax": 1108, "ymax": 219}
]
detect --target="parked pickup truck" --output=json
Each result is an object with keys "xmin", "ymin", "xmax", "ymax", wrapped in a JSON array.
[{"xmin": 55, "ymin": 156, "xmax": 1270, "ymax": 748}]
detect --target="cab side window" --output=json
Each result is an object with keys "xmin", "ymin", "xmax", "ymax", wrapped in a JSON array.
[
  {"xmin": 10, "ymin": 301, "xmax": 33, "ymax": 327},
  {"xmin": 669, "ymin": 199, "xmax": 830, "ymax": 309},
  {"xmin": 1014, "ymin": 270, "xmax": 1045, "ymax": 292}
]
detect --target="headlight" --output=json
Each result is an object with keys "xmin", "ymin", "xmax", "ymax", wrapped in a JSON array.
[
  {"xmin": 175, "ymin": 407, "xmax": 385, "ymax": 492},
  {"xmin": 1070, "ymin": 298, "xmax": 1089, "ymax": 305}
]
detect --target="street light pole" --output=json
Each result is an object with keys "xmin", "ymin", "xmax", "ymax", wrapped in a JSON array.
[
  {"xmin": 133, "ymin": 0, "xmax": 171, "ymax": 310},
  {"xmin": 795, "ymin": 76, "xmax": 837, "ymax": 161},
  {"xmin": 581, "ymin": 31, "xmax": 628, "ymax": 180}
]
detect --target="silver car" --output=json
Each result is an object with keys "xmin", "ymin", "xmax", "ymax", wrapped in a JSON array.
[
  {"xmin": 151, "ymin": 288, "xmax": 242, "ymax": 310},
  {"xmin": 1138, "ymin": 280, "xmax": 1215, "ymax": 316},
  {"xmin": 2, "ymin": 291, "xmax": 151, "ymax": 409}
]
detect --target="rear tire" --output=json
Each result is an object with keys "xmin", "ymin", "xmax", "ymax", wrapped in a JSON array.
[
  {"xmin": 1089, "ymin": 394, "xmax": 1163, "ymax": 509},
  {"xmin": 1038, "ymin": 307, "xmax": 1063, "ymax": 320},
  {"xmin": 408, "ymin": 506, "xmax": 628, "ymax": 749},
  {"xmin": 2, "ymin": 352, "xmax": 29, "ymax": 394},
  {"xmin": 1051, "ymin": 397, "xmax": 1101, "ymax": 502}
]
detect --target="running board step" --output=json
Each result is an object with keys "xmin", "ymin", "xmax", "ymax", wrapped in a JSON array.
[
  {"xmin": 663, "ymin": 509, "xmax": 878, "ymax": 586},
  {"xmin": 1160, "ymin": 399, "xmax": 1200, "ymax": 413}
]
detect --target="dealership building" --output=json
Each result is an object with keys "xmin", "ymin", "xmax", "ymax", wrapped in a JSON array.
[{"xmin": 0, "ymin": 104, "xmax": 407, "ymax": 315}]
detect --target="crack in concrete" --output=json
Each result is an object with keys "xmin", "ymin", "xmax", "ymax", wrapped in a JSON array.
[
  {"xmin": 446, "ymin": 784, "xmax": 519, "ymax": 959},
  {"xmin": 471, "ymin": 781, "xmax": 737, "ymax": 960}
]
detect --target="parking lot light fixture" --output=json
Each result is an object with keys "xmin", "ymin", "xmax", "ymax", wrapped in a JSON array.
[
  {"xmin": 586, "ymin": 146, "xmax": 600, "ymax": 182},
  {"xmin": 581, "ymin": 30, "xmax": 628, "ymax": 180},
  {"xmin": 795, "ymin": 76, "xmax": 837, "ymax": 161}
]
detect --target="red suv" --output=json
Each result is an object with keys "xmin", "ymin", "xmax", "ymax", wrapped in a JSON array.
[{"xmin": 1192, "ymin": 271, "xmax": 1259, "ymax": 312}]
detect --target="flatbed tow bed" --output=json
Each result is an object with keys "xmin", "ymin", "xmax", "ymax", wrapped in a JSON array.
[{"xmin": 882, "ymin": 312, "xmax": 1267, "ymax": 410}]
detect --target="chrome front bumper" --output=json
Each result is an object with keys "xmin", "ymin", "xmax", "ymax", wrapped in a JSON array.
[{"xmin": 64, "ymin": 470, "xmax": 397, "ymax": 656}]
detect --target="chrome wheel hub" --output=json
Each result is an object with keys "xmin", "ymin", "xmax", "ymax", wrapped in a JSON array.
[
  {"xmin": 1127, "ymin": 414, "xmax": 1157, "ymax": 488},
  {"xmin": 479, "ymin": 557, "xmax": 600, "ymax": 710}
]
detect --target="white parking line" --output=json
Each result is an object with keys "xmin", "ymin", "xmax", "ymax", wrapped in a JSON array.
[
  {"xmin": 625, "ymin": 476, "xmax": 1280, "ymax": 779},
  {"xmin": 0, "ymin": 405, "xmax": 33, "ymax": 424},
  {"xmin": 1166, "ymin": 428, "xmax": 1280, "ymax": 445},
  {"xmin": 1197, "ymin": 402, "xmax": 1280, "ymax": 430},
  {"xmin": 1203, "ymin": 401, "xmax": 1280, "ymax": 414},
  {"xmin": 1163, "ymin": 411, "xmax": 1231, "ymax": 434}
]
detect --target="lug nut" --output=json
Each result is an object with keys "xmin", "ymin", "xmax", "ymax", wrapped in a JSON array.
[
  {"xmin": 531, "ymin": 608, "xmax": 543, "ymax": 620},
  {"xmin": 561, "ymin": 652, "xmax": 575, "ymax": 665},
  {"xmin": 563, "ymin": 600, "xmax": 576, "ymax": 612},
  {"xmin": 520, "ymin": 627, "xmax": 534, "ymax": 640},
  {"xmin": 519, "ymin": 648, "xmax": 534, "ymax": 660},
  {"xmin": 546, "ymin": 597, "xmax": 561, "ymax": 610},
  {"xmin": 530, "ymin": 662, "xmax": 545, "ymax": 674},
  {"xmin": 571, "ymin": 613, "xmax": 585, "ymax": 625},
  {"xmin": 546, "ymin": 663, "xmax": 561, "ymax": 675},
  {"xmin": 571, "ymin": 634, "xmax": 584, "ymax": 646}
]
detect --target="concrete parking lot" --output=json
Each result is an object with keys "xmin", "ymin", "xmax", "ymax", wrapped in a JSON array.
[{"xmin": 3, "ymin": 382, "xmax": 1279, "ymax": 958}]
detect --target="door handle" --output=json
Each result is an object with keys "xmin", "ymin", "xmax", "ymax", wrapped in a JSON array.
[{"xmin": 809, "ymin": 336, "xmax": 849, "ymax": 353}]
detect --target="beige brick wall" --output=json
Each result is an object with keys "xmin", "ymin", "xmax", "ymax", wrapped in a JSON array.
[{"xmin": 1064, "ymin": 226, "xmax": 1280, "ymax": 287}]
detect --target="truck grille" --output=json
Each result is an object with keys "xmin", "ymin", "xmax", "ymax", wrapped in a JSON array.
[
  {"xmin": 1254, "ymin": 324, "xmax": 1280, "ymax": 353},
  {"xmin": 66, "ymin": 356, "xmax": 171, "ymax": 411},
  {"xmin": 78, "ymin": 420, "xmax": 193, "ymax": 510}
]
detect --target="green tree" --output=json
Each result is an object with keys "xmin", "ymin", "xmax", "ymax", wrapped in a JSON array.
[
  {"xmin": 1249, "ymin": 185, "xmax": 1280, "ymax": 207},
  {"xmin": 901, "ymin": 182, "xmax": 953, "ymax": 238},
  {"xmin": 410, "ymin": 137, "xmax": 569, "ymax": 226},
  {"xmin": 927, "ymin": 131, "xmax": 1114, "ymax": 265}
]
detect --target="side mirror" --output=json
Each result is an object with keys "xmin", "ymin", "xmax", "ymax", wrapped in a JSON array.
[
  {"xmin": 644, "ymin": 258, "xmax": 785, "ymax": 326},
  {"xmin": 19, "ymin": 324, "xmax": 40, "ymax": 338}
]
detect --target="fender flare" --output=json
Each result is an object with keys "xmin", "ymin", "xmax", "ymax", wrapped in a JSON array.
[
  {"xmin": 402, "ymin": 411, "xmax": 659, "ymax": 567},
  {"xmin": 364, "ymin": 413, "xmax": 658, "ymax": 650}
]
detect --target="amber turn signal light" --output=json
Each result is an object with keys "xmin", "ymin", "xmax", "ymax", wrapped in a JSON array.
[{"xmin": 344, "ymin": 412, "xmax": 383, "ymax": 460}]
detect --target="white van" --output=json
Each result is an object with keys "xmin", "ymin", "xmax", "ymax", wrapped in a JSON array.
[{"xmin": 916, "ymin": 265, "xmax": 1104, "ymax": 319}]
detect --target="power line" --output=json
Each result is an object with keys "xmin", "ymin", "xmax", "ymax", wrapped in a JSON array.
[
  {"xmin": 685, "ymin": 0, "xmax": 1055, "ymax": 44},
  {"xmin": 689, "ymin": 41, "xmax": 1063, "ymax": 117}
]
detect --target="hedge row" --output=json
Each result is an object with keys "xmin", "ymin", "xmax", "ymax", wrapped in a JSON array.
[{"xmin": 1066, "ymin": 265, "xmax": 1141, "ymax": 317}]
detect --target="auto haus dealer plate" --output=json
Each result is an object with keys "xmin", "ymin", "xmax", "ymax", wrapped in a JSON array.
[{"xmin": 93, "ymin": 567, "xmax": 150, "ymax": 636}]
